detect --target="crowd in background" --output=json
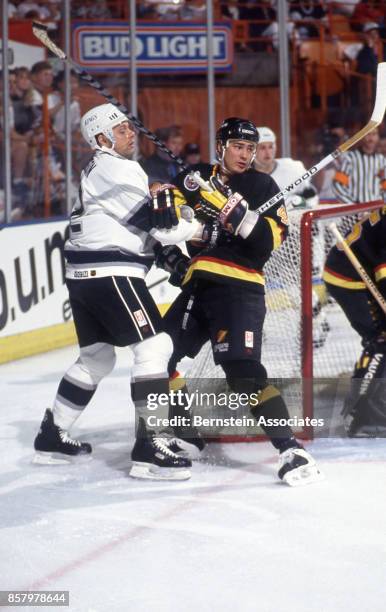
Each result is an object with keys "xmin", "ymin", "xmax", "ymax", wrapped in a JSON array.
[{"xmin": 1, "ymin": 1, "xmax": 386, "ymax": 221}]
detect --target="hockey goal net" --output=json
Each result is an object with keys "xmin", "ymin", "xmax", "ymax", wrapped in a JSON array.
[{"xmin": 184, "ymin": 200, "xmax": 384, "ymax": 441}]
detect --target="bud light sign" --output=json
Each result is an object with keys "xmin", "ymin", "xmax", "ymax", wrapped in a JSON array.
[{"xmin": 72, "ymin": 21, "xmax": 233, "ymax": 73}]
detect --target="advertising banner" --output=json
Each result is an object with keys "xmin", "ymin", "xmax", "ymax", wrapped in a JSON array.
[
  {"xmin": 0, "ymin": 220, "xmax": 70, "ymax": 338},
  {"xmin": 72, "ymin": 21, "xmax": 233, "ymax": 73}
]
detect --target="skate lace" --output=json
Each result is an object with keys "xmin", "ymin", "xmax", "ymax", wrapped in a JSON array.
[
  {"xmin": 59, "ymin": 429, "xmax": 81, "ymax": 447},
  {"xmin": 152, "ymin": 436, "xmax": 178, "ymax": 458}
]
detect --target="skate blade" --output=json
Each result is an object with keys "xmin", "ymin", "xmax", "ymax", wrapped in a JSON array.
[
  {"xmin": 32, "ymin": 451, "xmax": 92, "ymax": 465},
  {"xmin": 129, "ymin": 461, "xmax": 191, "ymax": 481},
  {"xmin": 282, "ymin": 465, "xmax": 325, "ymax": 487},
  {"xmin": 170, "ymin": 439, "xmax": 202, "ymax": 461}
]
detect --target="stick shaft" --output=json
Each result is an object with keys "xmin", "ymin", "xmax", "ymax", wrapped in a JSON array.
[
  {"xmin": 32, "ymin": 22, "xmax": 187, "ymax": 170},
  {"xmin": 329, "ymin": 223, "xmax": 386, "ymax": 315},
  {"xmin": 256, "ymin": 57, "xmax": 386, "ymax": 215}
]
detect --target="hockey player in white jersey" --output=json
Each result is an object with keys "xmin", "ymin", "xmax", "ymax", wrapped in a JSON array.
[
  {"xmin": 255, "ymin": 126, "xmax": 319, "ymax": 210},
  {"xmin": 33, "ymin": 103, "xmax": 205, "ymax": 481}
]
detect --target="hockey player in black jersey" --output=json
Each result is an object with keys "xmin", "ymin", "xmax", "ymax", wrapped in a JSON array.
[
  {"xmin": 33, "ymin": 103, "xmax": 209, "ymax": 481},
  {"xmin": 323, "ymin": 207, "xmax": 386, "ymax": 436},
  {"xmin": 156, "ymin": 117, "xmax": 323, "ymax": 486}
]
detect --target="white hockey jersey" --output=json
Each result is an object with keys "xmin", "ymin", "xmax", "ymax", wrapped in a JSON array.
[
  {"xmin": 270, "ymin": 158, "xmax": 319, "ymax": 209},
  {"xmin": 65, "ymin": 149, "xmax": 199, "ymax": 280}
]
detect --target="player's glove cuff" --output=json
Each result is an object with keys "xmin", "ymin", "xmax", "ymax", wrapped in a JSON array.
[{"xmin": 195, "ymin": 186, "xmax": 249, "ymax": 235}]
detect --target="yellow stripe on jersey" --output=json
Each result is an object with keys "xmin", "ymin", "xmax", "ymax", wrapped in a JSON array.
[
  {"xmin": 183, "ymin": 256, "xmax": 265, "ymax": 286},
  {"xmin": 323, "ymin": 268, "xmax": 366, "ymax": 290},
  {"xmin": 265, "ymin": 217, "xmax": 284, "ymax": 250},
  {"xmin": 375, "ymin": 263, "xmax": 386, "ymax": 282}
]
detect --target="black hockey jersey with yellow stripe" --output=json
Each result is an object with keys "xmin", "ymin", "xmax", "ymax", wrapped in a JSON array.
[
  {"xmin": 175, "ymin": 164, "xmax": 288, "ymax": 293},
  {"xmin": 323, "ymin": 206, "xmax": 386, "ymax": 295}
]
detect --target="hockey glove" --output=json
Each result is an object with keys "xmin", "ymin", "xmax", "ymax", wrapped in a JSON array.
[
  {"xmin": 149, "ymin": 184, "xmax": 187, "ymax": 230},
  {"xmin": 195, "ymin": 176, "xmax": 249, "ymax": 235},
  {"xmin": 154, "ymin": 243, "xmax": 190, "ymax": 287}
]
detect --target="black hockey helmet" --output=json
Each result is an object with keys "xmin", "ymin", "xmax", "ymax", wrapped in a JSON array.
[{"xmin": 216, "ymin": 117, "xmax": 259, "ymax": 145}]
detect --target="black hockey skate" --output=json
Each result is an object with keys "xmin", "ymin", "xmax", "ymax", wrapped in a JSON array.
[
  {"xmin": 130, "ymin": 418, "xmax": 191, "ymax": 480},
  {"xmin": 168, "ymin": 425, "xmax": 206, "ymax": 461},
  {"xmin": 33, "ymin": 409, "xmax": 92, "ymax": 465},
  {"xmin": 278, "ymin": 446, "xmax": 324, "ymax": 487}
]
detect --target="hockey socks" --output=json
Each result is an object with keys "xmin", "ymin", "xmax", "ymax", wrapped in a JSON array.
[
  {"xmin": 53, "ymin": 374, "xmax": 97, "ymax": 430},
  {"xmin": 167, "ymin": 375, "xmax": 206, "ymax": 459},
  {"xmin": 249, "ymin": 385, "xmax": 300, "ymax": 452},
  {"xmin": 131, "ymin": 374, "xmax": 170, "ymax": 435}
]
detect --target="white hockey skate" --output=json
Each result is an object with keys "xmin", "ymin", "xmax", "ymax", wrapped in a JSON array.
[{"xmin": 278, "ymin": 447, "xmax": 324, "ymax": 487}]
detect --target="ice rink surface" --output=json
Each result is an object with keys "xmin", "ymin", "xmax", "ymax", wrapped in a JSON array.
[{"xmin": 1, "ymin": 346, "xmax": 386, "ymax": 612}]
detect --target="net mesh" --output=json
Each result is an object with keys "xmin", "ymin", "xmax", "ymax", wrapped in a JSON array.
[{"xmin": 186, "ymin": 204, "xmax": 364, "ymax": 383}]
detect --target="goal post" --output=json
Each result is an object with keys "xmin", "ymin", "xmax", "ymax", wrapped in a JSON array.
[{"xmin": 300, "ymin": 200, "xmax": 384, "ymax": 431}]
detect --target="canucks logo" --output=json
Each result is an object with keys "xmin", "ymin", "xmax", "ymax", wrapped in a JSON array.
[{"xmin": 184, "ymin": 174, "xmax": 200, "ymax": 192}]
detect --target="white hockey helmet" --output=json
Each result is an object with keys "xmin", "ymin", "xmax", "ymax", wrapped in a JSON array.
[
  {"xmin": 257, "ymin": 126, "xmax": 276, "ymax": 144},
  {"xmin": 80, "ymin": 103, "xmax": 128, "ymax": 149}
]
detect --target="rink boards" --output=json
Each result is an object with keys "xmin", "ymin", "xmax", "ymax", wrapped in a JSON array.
[{"xmin": 0, "ymin": 218, "xmax": 178, "ymax": 364}]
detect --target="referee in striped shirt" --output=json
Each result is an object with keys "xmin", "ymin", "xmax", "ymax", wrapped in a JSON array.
[{"xmin": 333, "ymin": 129, "xmax": 386, "ymax": 204}]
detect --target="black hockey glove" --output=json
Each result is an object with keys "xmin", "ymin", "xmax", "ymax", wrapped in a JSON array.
[
  {"xmin": 154, "ymin": 243, "xmax": 190, "ymax": 287},
  {"xmin": 194, "ymin": 176, "xmax": 249, "ymax": 235},
  {"xmin": 149, "ymin": 184, "xmax": 187, "ymax": 230}
]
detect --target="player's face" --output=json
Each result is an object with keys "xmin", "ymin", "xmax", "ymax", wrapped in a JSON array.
[
  {"xmin": 223, "ymin": 140, "xmax": 256, "ymax": 173},
  {"xmin": 112, "ymin": 121, "xmax": 136, "ymax": 158},
  {"xmin": 255, "ymin": 141, "xmax": 275, "ymax": 170}
]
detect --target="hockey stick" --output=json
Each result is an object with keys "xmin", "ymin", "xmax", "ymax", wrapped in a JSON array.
[
  {"xmin": 147, "ymin": 275, "xmax": 169, "ymax": 290},
  {"xmin": 196, "ymin": 64, "xmax": 384, "ymax": 214},
  {"xmin": 32, "ymin": 21, "xmax": 187, "ymax": 170},
  {"xmin": 255, "ymin": 62, "xmax": 386, "ymax": 215},
  {"xmin": 193, "ymin": 65, "xmax": 386, "ymax": 209},
  {"xmin": 329, "ymin": 222, "xmax": 386, "ymax": 315}
]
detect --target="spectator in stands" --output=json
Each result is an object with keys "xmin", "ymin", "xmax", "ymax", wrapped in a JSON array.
[
  {"xmin": 180, "ymin": 0, "xmax": 206, "ymax": 21},
  {"xmin": 17, "ymin": 0, "xmax": 55, "ymax": 20},
  {"xmin": 221, "ymin": 0, "xmax": 239, "ymax": 20},
  {"xmin": 351, "ymin": 1, "xmax": 385, "ymax": 32},
  {"xmin": 12, "ymin": 67, "xmax": 32, "ymax": 101},
  {"xmin": 183, "ymin": 142, "xmax": 201, "ymax": 166},
  {"xmin": 0, "ymin": 72, "xmax": 31, "ymax": 213},
  {"xmin": 141, "ymin": 125, "xmax": 184, "ymax": 184},
  {"xmin": 314, "ymin": 119, "xmax": 348, "ymax": 202},
  {"xmin": 48, "ymin": 71, "xmax": 84, "ymax": 183},
  {"xmin": 324, "ymin": 0, "xmax": 361, "ymax": 18},
  {"xmin": 11, "ymin": 67, "xmax": 35, "ymax": 137},
  {"xmin": 27, "ymin": 61, "xmax": 54, "ymax": 109},
  {"xmin": 48, "ymin": 72, "xmax": 81, "ymax": 138},
  {"xmin": 23, "ymin": 62, "xmax": 68, "ymax": 216},
  {"xmin": 289, "ymin": 1, "xmax": 327, "ymax": 39},
  {"xmin": 332, "ymin": 128, "xmax": 386, "ymax": 204},
  {"xmin": 239, "ymin": 0, "xmax": 278, "ymax": 52},
  {"xmin": 377, "ymin": 132, "xmax": 386, "ymax": 157},
  {"xmin": 139, "ymin": 0, "xmax": 185, "ymax": 20},
  {"xmin": 71, "ymin": 0, "xmax": 112, "ymax": 19},
  {"xmin": 8, "ymin": 2, "xmax": 18, "ymax": 17},
  {"xmin": 357, "ymin": 22, "xmax": 385, "ymax": 77}
]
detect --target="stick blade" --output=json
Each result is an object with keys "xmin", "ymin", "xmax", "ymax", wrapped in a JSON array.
[
  {"xmin": 32, "ymin": 20, "xmax": 66, "ymax": 59},
  {"xmin": 370, "ymin": 62, "xmax": 386, "ymax": 124}
]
